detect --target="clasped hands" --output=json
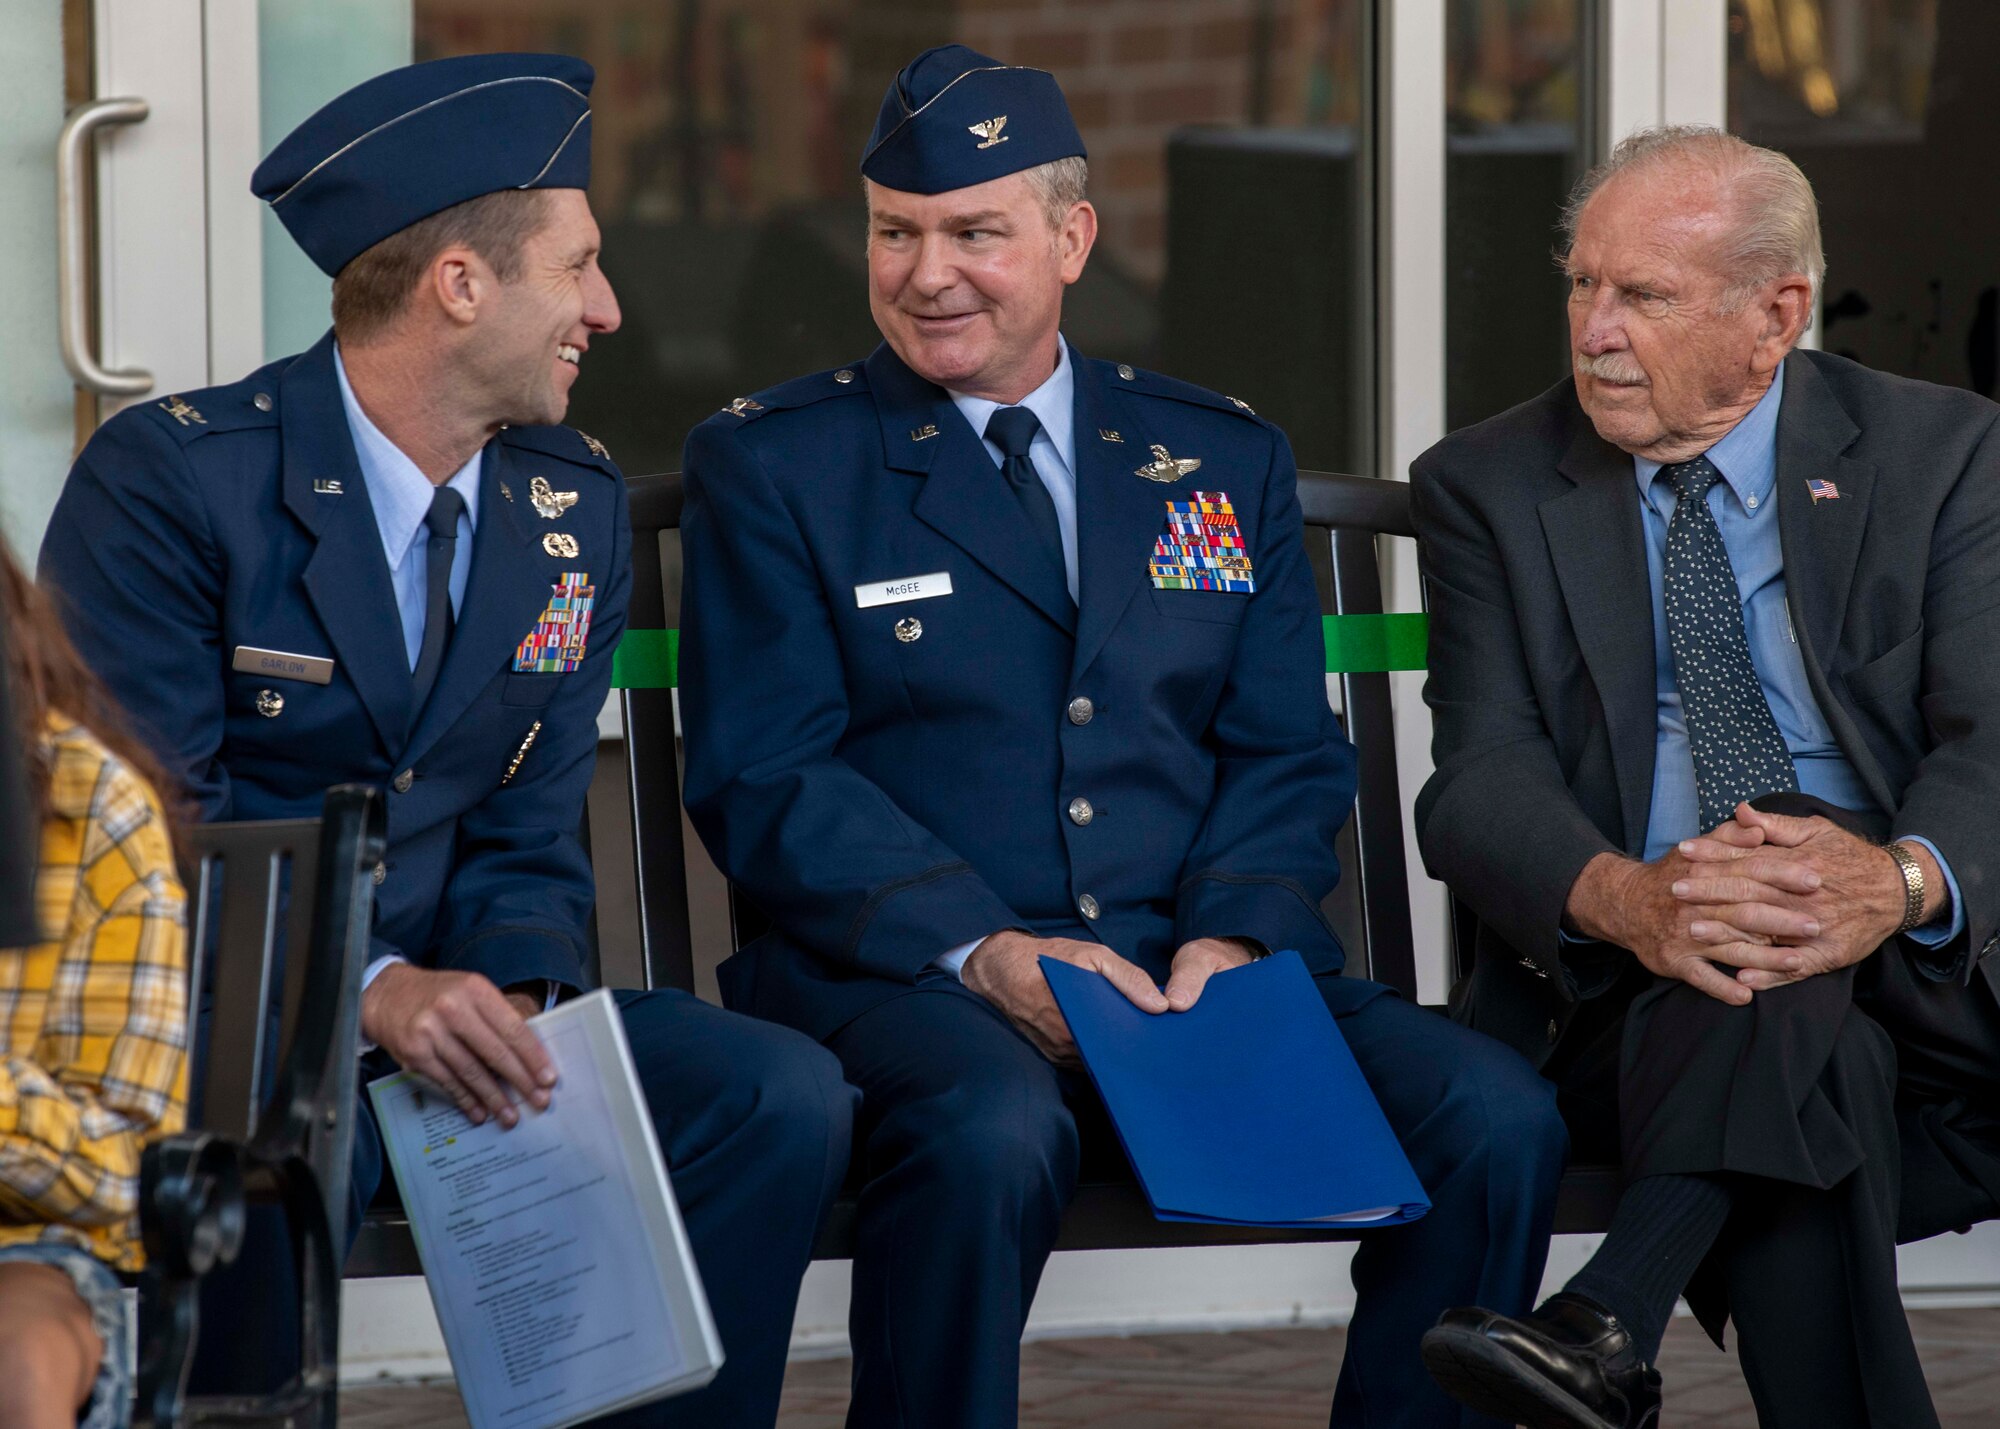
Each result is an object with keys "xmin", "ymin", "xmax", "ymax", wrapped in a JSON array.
[
  {"xmin": 1568, "ymin": 802, "xmax": 1943, "ymax": 1006},
  {"xmin": 962, "ymin": 930, "xmax": 1256, "ymax": 1066}
]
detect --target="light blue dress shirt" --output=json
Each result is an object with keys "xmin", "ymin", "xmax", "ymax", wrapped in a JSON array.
[
  {"xmin": 333, "ymin": 346, "xmax": 484, "ymax": 996},
  {"xmin": 932, "ymin": 340, "xmax": 1081, "ymax": 980},
  {"xmin": 1630, "ymin": 364, "xmax": 1962, "ymax": 946},
  {"xmin": 333, "ymin": 346, "xmax": 482, "ymax": 670}
]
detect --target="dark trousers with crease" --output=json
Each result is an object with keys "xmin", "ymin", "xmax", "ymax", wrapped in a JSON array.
[
  {"xmin": 190, "ymin": 987, "xmax": 857, "ymax": 1429},
  {"xmin": 1546, "ymin": 793, "xmax": 2000, "ymax": 1429},
  {"xmin": 823, "ymin": 975, "xmax": 1569, "ymax": 1429}
]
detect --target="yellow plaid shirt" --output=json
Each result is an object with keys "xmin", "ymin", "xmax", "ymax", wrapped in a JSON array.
[{"xmin": 0, "ymin": 715, "xmax": 188, "ymax": 1270}]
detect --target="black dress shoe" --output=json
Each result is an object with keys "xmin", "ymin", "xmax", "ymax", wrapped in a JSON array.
[{"xmin": 1419, "ymin": 1292, "xmax": 1662, "ymax": 1429}]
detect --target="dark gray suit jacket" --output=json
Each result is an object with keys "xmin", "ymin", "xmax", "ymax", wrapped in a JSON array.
[{"xmin": 1412, "ymin": 349, "xmax": 2000, "ymax": 1068}]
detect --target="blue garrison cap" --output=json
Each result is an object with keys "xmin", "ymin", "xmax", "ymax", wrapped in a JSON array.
[
  {"xmin": 861, "ymin": 44, "xmax": 1085, "ymax": 195},
  {"xmin": 252, "ymin": 53, "xmax": 593, "ymax": 277}
]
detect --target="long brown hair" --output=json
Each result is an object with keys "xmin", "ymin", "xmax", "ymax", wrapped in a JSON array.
[{"xmin": 0, "ymin": 535, "xmax": 185, "ymax": 844}]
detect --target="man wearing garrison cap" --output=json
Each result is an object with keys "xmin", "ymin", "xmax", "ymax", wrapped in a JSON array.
[
  {"xmin": 41, "ymin": 54, "xmax": 852, "ymax": 1424},
  {"xmin": 680, "ymin": 45, "xmax": 1568, "ymax": 1427}
]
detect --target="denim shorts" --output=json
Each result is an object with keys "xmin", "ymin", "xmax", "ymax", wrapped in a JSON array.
[{"xmin": 0, "ymin": 1241, "xmax": 132, "ymax": 1429}]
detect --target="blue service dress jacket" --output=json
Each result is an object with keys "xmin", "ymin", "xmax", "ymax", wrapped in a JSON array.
[
  {"xmin": 680, "ymin": 342, "xmax": 1368, "ymax": 1042},
  {"xmin": 39, "ymin": 333, "xmax": 630, "ymax": 994}
]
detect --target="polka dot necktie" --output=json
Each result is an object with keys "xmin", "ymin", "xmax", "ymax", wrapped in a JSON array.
[{"xmin": 1662, "ymin": 456, "xmax": 1798, "ymax": 832}]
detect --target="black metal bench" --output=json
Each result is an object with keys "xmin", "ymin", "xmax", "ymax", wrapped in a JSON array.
[
  {"xmin": 138, "ymin": 784, "xmax": 384, "ymax": 1428},
  {"xmin": 617, "ymin": 469, "xmax": 1622, "ymax": 1250}
]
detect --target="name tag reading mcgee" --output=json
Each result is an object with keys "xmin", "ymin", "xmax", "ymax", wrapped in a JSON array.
[
  {"xmin": 231, "ymin": 646, "xmax": 335, "ymax": 685},
  {"xmin": 854, "ymin": 571, "xmax": 954, "ymax": 609}
]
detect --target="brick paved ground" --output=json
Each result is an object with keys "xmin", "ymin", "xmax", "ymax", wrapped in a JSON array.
[{"xmin": 338, "ymin": 1307, "xmax": 2000, "ymax": 1427}]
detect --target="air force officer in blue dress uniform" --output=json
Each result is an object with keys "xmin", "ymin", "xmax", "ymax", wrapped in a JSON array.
[
  {"xmin": 39, "ymin": 54, "xmax": 852, "ymax": 1426},
  {"xmin": 679, "ymin": 45, "xmax": 1569, "ymax": 1429}
]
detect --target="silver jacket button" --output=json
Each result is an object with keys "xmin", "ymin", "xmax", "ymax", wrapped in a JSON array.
[
  {"xmin": 372, "ymin": 862, "xmax": 387, "ymax": 886},
  {"xmin": 1547, "ymin": 1018, "xmax": 1560, "ymax": 1043},
  {"xmin": 1068, "ymin": 797, "xmax": 1094, "ymax": 826},
  {"xmin": 1117, "ymin": 364, "xmax": 1135, "ymax": 380},
  {"xmin": 833, "ymin": 368, "xmax": 854, "ymax": 383},
  {"xmin": 392, "ymin": 769, "xmax": 415, "ymax": 794},
  {"xmin": 1067, "ymin": 696, "xmax": 1095, "ymax": 725},
  {"xmin": 1078, "ymin": 894, "xmax": 1101, "ymax": 920},
  {"xmin": 252, "ymin": 392, "xmax": 273, "ymax": 412},
  {"xmin": 895, "ymin": 617, "xmax": 922, "ymax": 643},
  {"xmin": 254, "ymin": 688, "xmax": 284, "ymax": 718}
]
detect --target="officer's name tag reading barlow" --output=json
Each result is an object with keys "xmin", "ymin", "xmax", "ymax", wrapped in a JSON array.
[
  {"xmin": 855, "ymin": 571, "xmax": 953, "ymax": 608},
  {"xmin": 231, "ymin": 646, "xmax": 335, "ymax": 685}
]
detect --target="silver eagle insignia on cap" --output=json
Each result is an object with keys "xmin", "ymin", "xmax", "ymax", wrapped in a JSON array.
[{"xmin": 969, "ymin": 116, "xmax": 1009, "ymax": 150}]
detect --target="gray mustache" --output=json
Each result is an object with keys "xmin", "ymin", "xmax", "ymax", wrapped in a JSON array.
[{"xmin": 1576, "ymin": 353, "xmax": 1648, "ymax": 383}]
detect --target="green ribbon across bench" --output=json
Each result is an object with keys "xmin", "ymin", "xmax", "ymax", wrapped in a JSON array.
[{"xmin": 608, "ymin": 614, "xmax": 1425, "ymax": 691}]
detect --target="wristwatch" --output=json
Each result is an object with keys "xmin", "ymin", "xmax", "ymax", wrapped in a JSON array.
[{"xmin": 1884, "ymin": 841, "xmax": 1927, "ymax": 934}]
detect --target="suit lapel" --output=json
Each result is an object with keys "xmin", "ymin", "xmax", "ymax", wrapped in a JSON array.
[
  {"xmin": 1773, "ymin": 353, "xmax": 1892, "ymax": 810},
  {"xmin": 280, "ymin": 336, "xmax": 413, "ymax": 752},
  {"xmin": 1071, "ymin": 361, "xmax": 1162, "ymax": 677},
  {"xmin": 404, "ymin": 438, "xmax": 552, "ymax": 761},
  {"xmin": 870, "ymin": 345, "xmax": 1076, "ymax": 636},
  {"xmin": 1542, "ymin": 417, "xmax": 1658, "ymax": 853}
]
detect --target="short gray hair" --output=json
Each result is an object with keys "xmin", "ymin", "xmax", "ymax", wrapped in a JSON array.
[
  {"xmin": 1560, "ymin": 125, "xmax": 1825, "ymax": 309},
  {"xmin": 1022, "ymin": 156, "xmax": 1089, "ymax": 230}
]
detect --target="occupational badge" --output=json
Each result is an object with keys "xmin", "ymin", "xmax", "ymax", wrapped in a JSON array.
[
  {"xmin": 1135, "ymin": 445, "xmax": 1202, "ymax": 483},
  {"xmin": 578, "ymin": 430, "xmax": 610, "ymax": 460},
  {"xmin": 514, "ymin": 573, "xmax": 596, "ymax": 672},
  {"xmin": 529, "ymin": 475, "xmax": 578, "ymax": 520},
  {"xmin": 723, "ymin": 397, "xmax": 764, "ymax": 417},
  {"xmin": 1149, "ymin": 492, "xmax": 1256, "ymax": 593},
  {"xmin": 543, "ymin": 532, "xmax": 579, "ymax": 558},
  {"xmin": 158, "ymin": 395, "xmax": 206, "ymax": 427}
]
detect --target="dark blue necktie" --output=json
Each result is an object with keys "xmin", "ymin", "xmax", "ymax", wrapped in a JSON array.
[
  {"xmin": 984, "ymin": 406, "xmax": 1069, "ymax": 597},
  {"xmin": 1661, "ymin": 456, "xmax": 1798, "ymax": 831},
  {"xmin": 410, "ymin": 484, "xmax": 465, "ymax": 721}
]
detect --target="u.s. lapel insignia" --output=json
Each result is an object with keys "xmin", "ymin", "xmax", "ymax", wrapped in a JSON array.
[
  {"xmin": 158, "ymin": 396, "xmax": 206, "ymax": 427},
  {"xmin": 910, "ymin": 424, "xmax": 939, "ymax": 442},
  {"xmin": 969, "ymin": 116, "xmax": 1009, "ymax": 149},
  {"xmin": 1099, "ymin": 429, "xmax": 1124, "ymax": 443},
  {"xmin": 1135, "ymin": 445, "xmax": 1202, "ymax": 483},
  {"xmin": 578, "ymin": 430, "xmax": 609, "ymax": 460},
  {"xmin": 312, "ymin": 478, "xmax": 344, "ymax": 495},
  {"xmin": 543, "ymin": 531, "xmax": 579, "ymax": 559},
  {"xmin": 723, "ymin": 397, "xmax": 764, "ymax": 417},
  {"xmin": 499, "ymin": 480, "xmax": 514, "ymax": 502},
  {"xmin": 1807, "ymin": 478, "xmax": 1841, "ymax": 503},
  {"xmin": 529, "ymin": 476, "xmax": 578, "ymax": 520},
  {"xmin": 1225, "ymin": 395, "xmax": 1256, "ymax": 414}
]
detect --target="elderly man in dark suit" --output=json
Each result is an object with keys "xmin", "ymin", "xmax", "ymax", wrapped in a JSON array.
[{"xmin": 1411, "ymin": 126, "xmax": 2000, "ymax": 1429}]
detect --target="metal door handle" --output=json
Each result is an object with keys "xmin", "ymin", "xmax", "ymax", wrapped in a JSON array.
[{"xmin": 58, "ymin": 96, "xmax": 153, "ymax": 396}]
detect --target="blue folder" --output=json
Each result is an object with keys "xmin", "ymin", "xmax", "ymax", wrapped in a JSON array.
[{"xmin": 1041, "ymin": 950, "xmax": 1430, "ymax": 1228}]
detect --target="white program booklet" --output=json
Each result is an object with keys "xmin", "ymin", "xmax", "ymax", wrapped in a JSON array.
[{"xmin": 369, "ymin": 989, "xmax": 722, "ymax": 1429}]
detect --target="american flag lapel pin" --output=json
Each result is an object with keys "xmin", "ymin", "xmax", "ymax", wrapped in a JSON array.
[{"xmin": 1807, "ymin": 478, "xmax": 1840, "ymax": 503}]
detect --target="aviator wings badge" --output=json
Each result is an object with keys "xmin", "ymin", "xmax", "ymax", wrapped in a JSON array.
[
  {"xmin": 1135, "ymin": 445, "xmax": 1202, "ymax": 483},
  {"xmin": 969, "ymin": 116, "xmax": 1009, "ymax": 150},
  {"xmin": 529, "ymin": 475, "xmax": 579, "ymax": 520}
]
